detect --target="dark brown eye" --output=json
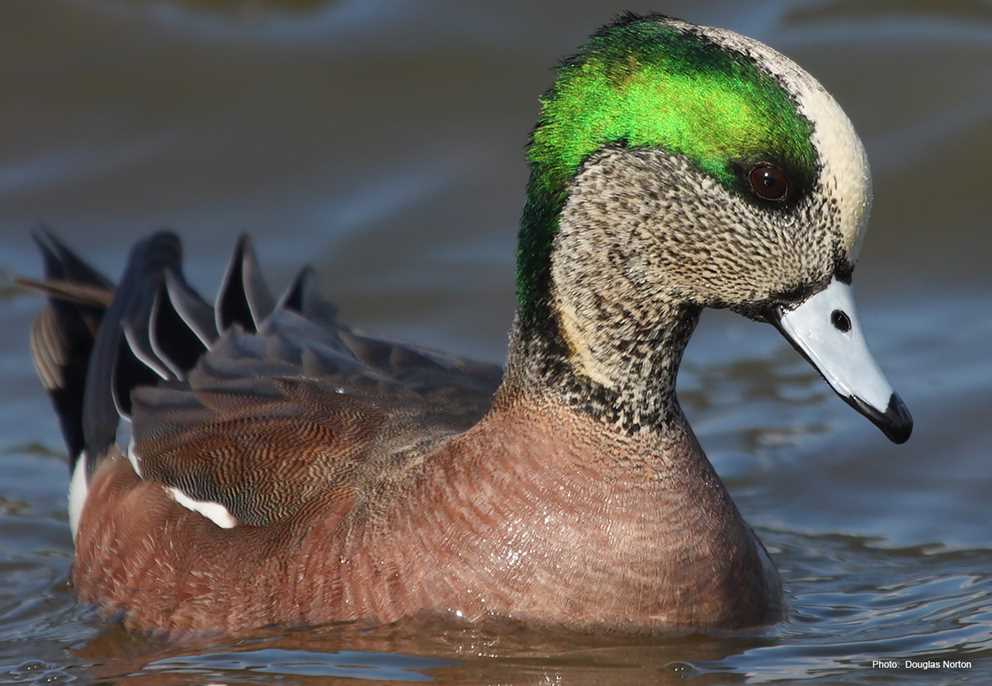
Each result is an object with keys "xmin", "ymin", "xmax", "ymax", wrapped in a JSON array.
[{"xmin": 748, "ymin": 164, "xmax": 789, "ymax": 202}]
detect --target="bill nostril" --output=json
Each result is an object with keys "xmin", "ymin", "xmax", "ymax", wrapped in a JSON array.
[{"xmin": 831, "ymin": 309, "xmax": 851, "ymax": 332}]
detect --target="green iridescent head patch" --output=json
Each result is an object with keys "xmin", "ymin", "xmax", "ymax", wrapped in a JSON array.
[{"xmin": 516, "ymin": 14, "xmax": 817, "ymax": 324}]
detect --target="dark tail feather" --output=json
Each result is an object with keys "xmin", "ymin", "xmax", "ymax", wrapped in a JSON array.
[
  {"xmin": 27, "ymin": 231, "xmax": 113, "ymax": 469},
  {"xmin": 164, "ymin": 269, "xmax": 217, "ymax": 348},
  {"xmin": 275, "ymin": 264, "xmax": 339, "ymax": 325},
  {"xmin": 276, "ymin": 265, "xmax": 314, "ymax": 315},
  {"xmin": 82, "ymin": 232, "xmax": 184, "ymax": 472},
  {"xmin": 148, "ymin": 279, "xmax": 203, "ymax": 379},
  {"xmin": 26, "ymin": 230, "xmax": 276, "ymax": 475},
  {"xmin": 215, "ymin": 235, "xmax": 275, "ymax": 334}
]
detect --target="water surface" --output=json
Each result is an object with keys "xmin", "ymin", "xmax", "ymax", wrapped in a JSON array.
[{"xmin": 1, "ymin": 1, "xmax": 990, "ymax": 683}]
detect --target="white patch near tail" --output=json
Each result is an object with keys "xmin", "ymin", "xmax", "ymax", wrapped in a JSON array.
[
  {"xmin": 167, "ymin": 487, "xmax": 238, "ymax": 529},
  {"xmin": 68, "ymin": 452, "xmax": 88, "ymax": 543}
]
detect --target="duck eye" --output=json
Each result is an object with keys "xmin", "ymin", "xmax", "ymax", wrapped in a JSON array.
[{"xmin": 748, "ymin": 164, "xmax": 789, "ymax": 202}]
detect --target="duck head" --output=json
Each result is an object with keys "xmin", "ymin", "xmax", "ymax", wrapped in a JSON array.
[{"xmin": 510, "ymin": 13, "xmax": 912, "ymax": 443}]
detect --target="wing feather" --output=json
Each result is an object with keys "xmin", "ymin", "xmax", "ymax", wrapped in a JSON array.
[{"xmin": 25, "ymin": 230, "xmax": 502, "ymax": 523}]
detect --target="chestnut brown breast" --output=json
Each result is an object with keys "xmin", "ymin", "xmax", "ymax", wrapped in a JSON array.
[{"xmin": 74, "ymin": 398, "xmax": 779, "ymax": 635}]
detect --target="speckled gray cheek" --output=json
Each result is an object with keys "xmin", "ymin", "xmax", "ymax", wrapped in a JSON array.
[
  {"xmin": 577, "ymin": 147, "xmax": 841, "ymax": 304},
  {"xmin": 503, "ymin": 145, "xmax": 844, "ymax": 434}
]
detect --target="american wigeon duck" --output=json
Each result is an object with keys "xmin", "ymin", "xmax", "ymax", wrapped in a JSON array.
[{"xmin": 24, "ymin": 13, "xmax": 912, "ymax": 636}]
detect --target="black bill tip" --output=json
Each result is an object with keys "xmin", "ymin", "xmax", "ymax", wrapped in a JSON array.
[{"xmin": 850, "ymin": 393, "xmax": 913, "ymax": 444}]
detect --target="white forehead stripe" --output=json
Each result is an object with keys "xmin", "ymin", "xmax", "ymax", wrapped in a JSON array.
[{"xmin": 669, "ymin": 20, "xmax": 872, "ymax": 260}]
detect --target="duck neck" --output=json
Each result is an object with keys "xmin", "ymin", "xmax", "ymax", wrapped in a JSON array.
[
  {"xmin": 504, "ymin": 305, "xmax": 698, "ymax": 435},
  {"xmin": 505, "ymin": 172, "xmax": 701, "ymax": 433}
]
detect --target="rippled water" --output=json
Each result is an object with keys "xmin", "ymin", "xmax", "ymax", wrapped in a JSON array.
[{"xmin": 1, "ymin": 1, "xmax": 990, "ymax": 684}]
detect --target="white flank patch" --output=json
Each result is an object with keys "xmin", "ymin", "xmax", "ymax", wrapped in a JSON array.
[
  {"xmin": 126, "ymin": 438, "xmax": 143, "ymax": 478},
  {"xmin": 68, "ymin": 452, "xmax": 88, "ymax": 543},
  {"xmin": 167, "ymin": 487, "xmax": 238, "ymax": 529}
]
